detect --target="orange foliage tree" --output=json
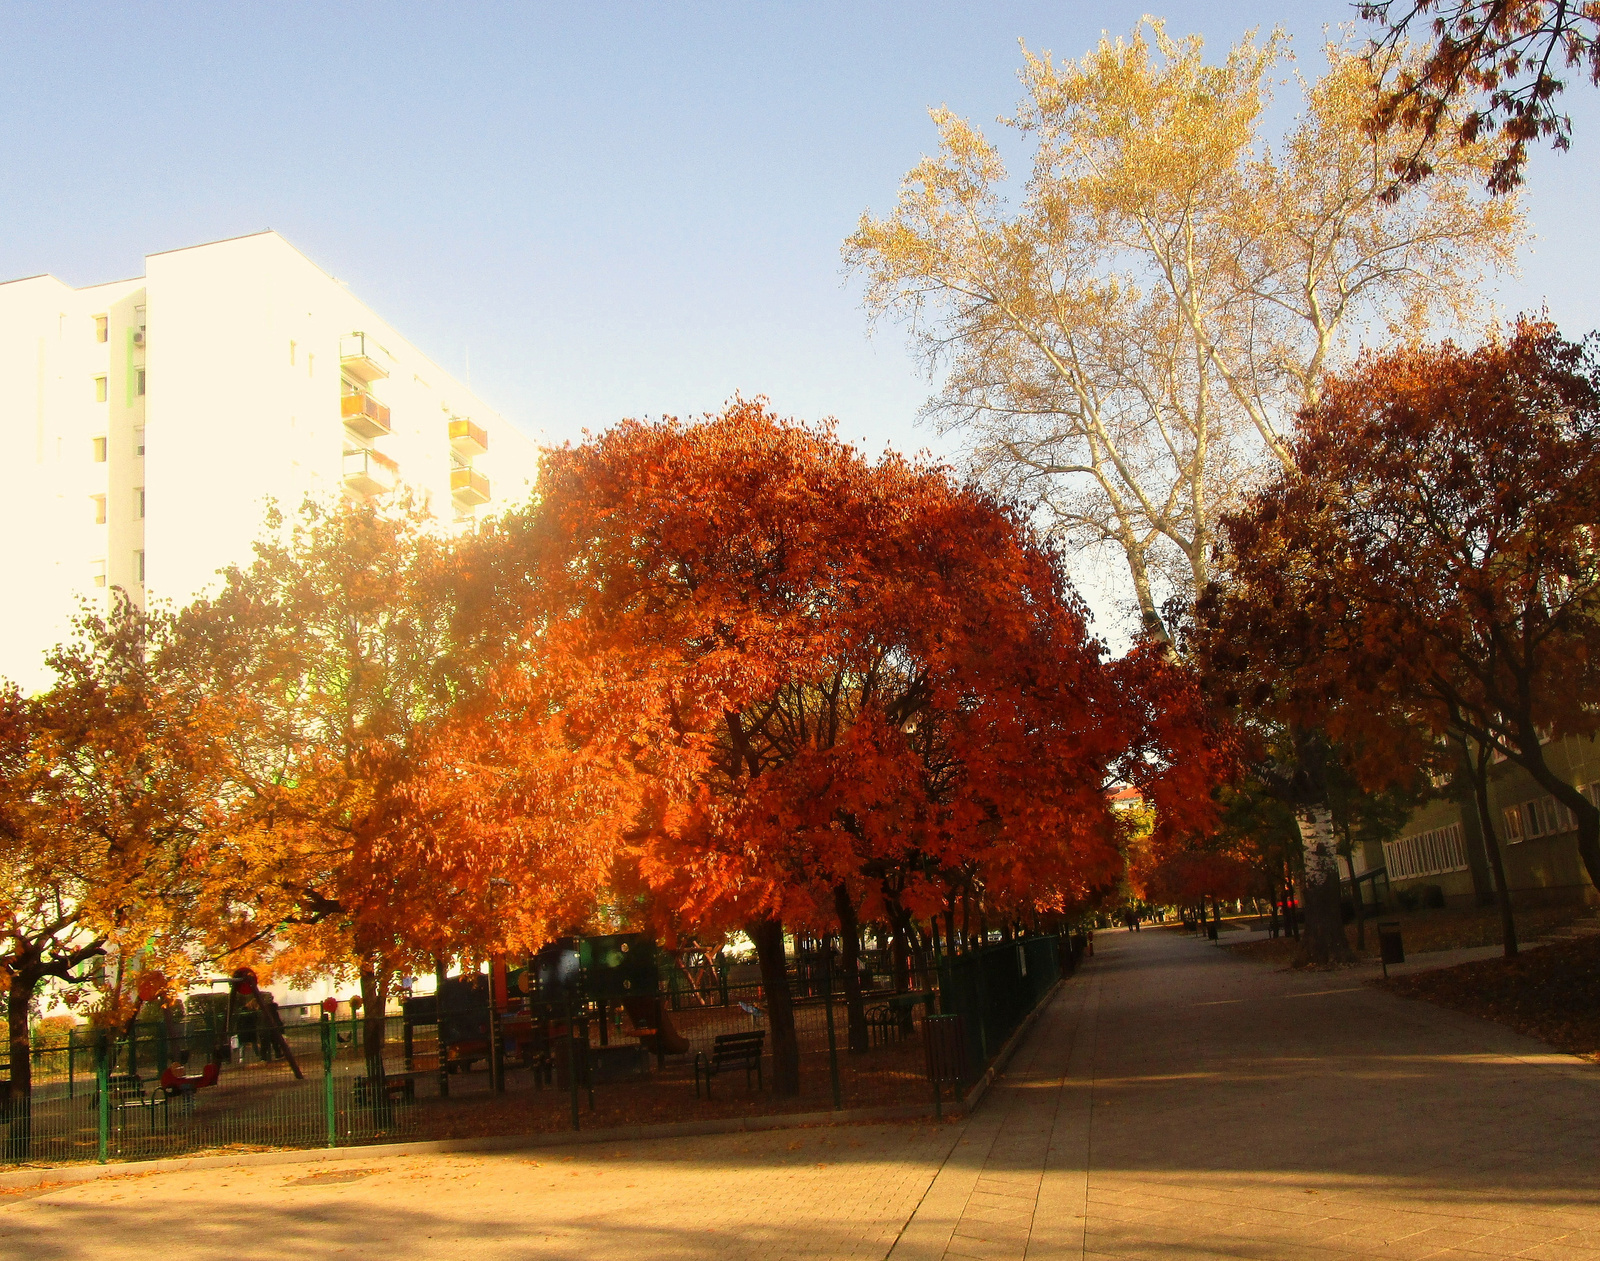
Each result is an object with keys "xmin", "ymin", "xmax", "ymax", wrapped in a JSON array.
[
  {"xmin": 525, "ymin": 400, "xmax": 1135, "ymax": 1092},
  {"xmin": 182, "ymin": 498, "xmax": 624, "ymax": 1075},
  {"xmin": 2, "ymin": 596, "xmax": 236, "ymax": 1131}
]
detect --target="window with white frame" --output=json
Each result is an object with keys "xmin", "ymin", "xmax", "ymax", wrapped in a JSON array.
[
  {"xmin": 1506, "ymin": 796, "xmax": 1576, "ymax": 843},
  {"xmin": 1502, "ymin": 803, "xmax": 1525, "ymax": 843},
  {"xmin": 1383, "ymin": 823, "xmax": 1469, "ymax": 881}
]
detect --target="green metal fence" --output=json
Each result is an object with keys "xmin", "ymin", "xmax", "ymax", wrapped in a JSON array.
[
  {"xmin": 936, "ymin": 933, "xmax": 1076, "ymax": 1090},
  {"xmin": 3, "ymin": 932, "xmax": 1082, "ymax": 1167},
  {"xmin": 1, "ymin": 1014, "xmax": 418, "ymax": 1165}
]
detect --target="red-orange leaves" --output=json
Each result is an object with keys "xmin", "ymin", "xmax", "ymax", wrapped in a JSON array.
[{"xmin": 530, "ymin": 399, "xmax": 1130, "ymax": 933}]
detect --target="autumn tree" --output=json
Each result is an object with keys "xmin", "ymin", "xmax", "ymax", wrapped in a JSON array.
[
  {"xmin": 182, "ymin": 497, "xmax": 617, "ymax": 1079},
  {"xmin": 1365, "ymin": 0, "xmax": 1600, "ymax": 193},
  {"xmin": 845, "ymin": 20, "xmax": 1520, "ymax": 637},
  {"xmin": 1, "ymin": 596, "xmax": 235, "ymax": 1149},
  {"xmin": 1201, "ymin": 320, "xmax": 1600, "ymax": 957},
  {"xmin": 528, "ymin": 400, "xmax": 1132, "ymax": 1092}
]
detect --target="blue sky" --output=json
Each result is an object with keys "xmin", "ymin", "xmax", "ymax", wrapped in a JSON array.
[{"xmin": 3, "ymin": 2, "xmax": 1594, "ymax": 482}]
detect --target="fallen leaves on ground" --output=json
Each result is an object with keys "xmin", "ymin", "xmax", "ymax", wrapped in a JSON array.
[{"xmin": 1380, "ymin": 933, "xmax": 1600, "ymax": 1060}]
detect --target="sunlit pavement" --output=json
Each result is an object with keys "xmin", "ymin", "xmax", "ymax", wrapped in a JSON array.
[{"xmin": 6, "ymin": 928, "xmax": 1599, "ymax": 1260}]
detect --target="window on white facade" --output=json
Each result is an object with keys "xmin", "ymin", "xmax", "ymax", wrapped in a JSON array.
[
  {"xmin": 1502, "ymin": 804, "xmax": 1525, "ymax": 843},
  {"xmin": 94, "ymin": 375, "xmax": 107, "ymax": 403},
  {"xmin": 134, "ymin": 427, "xmax": 145, "ymax": 457},
  {"xmin": 92, "ymin": 436, "xmax": 107, "ymax": 462},
  {"xmin": 136, "ymin": 368, "xmax": 146, "ymax": 396},
  {"xmin": 91, "ymin": 495, "xmax": 106, "ymax": 525},
  {"xmin": 136, "ymin": 487, "xmax": 145, "ymax": 519},
  {"xmin": 92, "ymin": 559, "xmax": 106, "ymax": 588},
  {"xmin": 1383, "ymin": 823, "xmax": 1469, "ymax": 881},
  {"xmin": 136, "ymin": 551, "xmax": 145, "ymax": 584},
  {"xmin": 94, "ymin": 315, "xmax": 108, "ymax": 343}
]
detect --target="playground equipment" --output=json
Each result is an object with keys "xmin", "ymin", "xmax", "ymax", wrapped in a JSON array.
[
  {"xmin": 400, "ymin": 934, "xmax": 678, "ymax": 1080},
  {"xmin": 223, "ymin": 968, "xmax": 304, "ymax": 1079}
]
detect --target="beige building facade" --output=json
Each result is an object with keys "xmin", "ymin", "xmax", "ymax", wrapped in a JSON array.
[
  {"xmin": 0, "ymin": 230, "xmax": 539, "ymax": 690},
  {"xmin": 1347, "ymin": 735, "xmax": 1600, "ymax": 912}
]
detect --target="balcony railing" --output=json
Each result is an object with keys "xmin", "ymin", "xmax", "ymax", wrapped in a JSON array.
[
  {"xmin": 339, "ymin": 332, "xmax": 391, "ymax": 383},
  {"xmin": 342, "ymin": 392, "xmax": 391, "ymax": 439},
  {"xmin": 448, "ymin": 418, "xmax": 488, "ymax": 456},
  {"xmin": 344, "ymin": 448, "xmax": 399, "ymax": 497},
  {"xmin": 450, "ymin": 467, "xmax": 490, "ymax": 505}
]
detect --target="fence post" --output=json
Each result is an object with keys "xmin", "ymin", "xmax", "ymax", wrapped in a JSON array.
[
  {"xmin": 822, "ymin": 938, "xmax": 842, "ymax": 1111},
  {"xmin": 68, "ymin": 1028, "xmax": 75, "ymax": 1099},
  {"xmin": 320, "ymin": 1013, "xmax": 337, "ymax": 1148},
  {"xmin": 96, "ymin": 1035, "xmax": 110, "ymax": 1164},
  {"xmin": 972, "ymin": 942, "xmax": 990, "ymax": 1064},
  {"xmin": 566, "ymin": 995, "xmax": 580, "ymax": 1132}
]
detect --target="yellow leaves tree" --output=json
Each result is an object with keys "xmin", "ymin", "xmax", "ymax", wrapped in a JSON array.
[
  {"xmin": 844, "ymin": 20, "xmax": 1521, "ymax": 637},
  {"xmin": 2, "ymin": 595, "xmax": 238, "ymax": 1141}
]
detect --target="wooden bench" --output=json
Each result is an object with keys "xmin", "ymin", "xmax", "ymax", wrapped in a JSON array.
[{"xmin": 694, "ymin": 1031, "xmax": 764, "ymax": 1098}]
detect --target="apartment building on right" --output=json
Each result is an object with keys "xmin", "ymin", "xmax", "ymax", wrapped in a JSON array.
[{"xmin": 1345, "ymin": 734, "xmax": 1600, "ymax": 912}]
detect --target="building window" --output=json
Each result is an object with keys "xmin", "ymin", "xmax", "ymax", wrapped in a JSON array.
[
  {"xmin": 1502, "ymin": 804, "xmax": 1525, "ymax": 844},
  {"xmin": 94, "ymin": 315, "xmax": 108, "ymax": 343},
  {"xmin": 92, "ymin": 559, "xmax": 106, "ymax": 588},
  {"xmin": 92, "ymin": 495, "xmax": 106, "ymax": 525},
  {"xmin": 1383, "ymin": 824, "xmax": 1469, "ymax": 880},
  {"xmin": 1511, "ymin": 796, "xmax": 1574, "ymax": 841},
  {"xmin": 92, "ymin": 436, "xmax": 107, "ymax": 462},
  {"xmin": 134, "ymin": 427, "xmax": 145, "ymax": 457},
  {"xmin": 94, "ymin": 375, "xmax": 107, "ymax": 403},
  {"xmin": 136, "ymin": 369, "xmax": 146, "ymax": 397},
  {"xmin": 136, "ymin": 551, "xmax": 145, "ymax": 584},
  {"xmin": 136, "ymin": 487, "xmax": 145, "ymax": 519}
]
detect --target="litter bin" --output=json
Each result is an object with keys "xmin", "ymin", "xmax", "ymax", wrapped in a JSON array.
[
  {"xmin": 923, "ymin": 1013, "xmax": 969, "ymax": 1119},
  {"xmin": 1206, "ymin": 922, "xmax": 1219, "ymax": 941},
  {"xmin": 1377, "ymin": 921, "xmax": 1404, "ymax": 977}
]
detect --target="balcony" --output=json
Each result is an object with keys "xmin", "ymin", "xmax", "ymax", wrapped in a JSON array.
[
  {"xmin": 339, "ymin": 332, "xmax": 391, "ymax": 383},
  {"xmin": 451, "ymin": 467, "xmax": 491, "ymax": 505},
  {"xmin": 344, "ymin": 447, "xmax": 399, "ymax": 497},
  {"xmin": 342, "ymin": 392, "xmax": 392, "ymax": 439},
  {"xmin": 448, "ymin": 418, "xmax": 489, "ymax": 456}
]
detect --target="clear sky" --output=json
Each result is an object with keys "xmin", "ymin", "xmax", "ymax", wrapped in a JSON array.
[{"xmin": 3, "ymin": 1, "xmax": 1594, "ymax": 627}]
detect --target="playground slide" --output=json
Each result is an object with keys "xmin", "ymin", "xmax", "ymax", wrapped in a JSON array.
[{"xmin": 622, "ymin": 997, "xmax": 691, "ymax": 1056}]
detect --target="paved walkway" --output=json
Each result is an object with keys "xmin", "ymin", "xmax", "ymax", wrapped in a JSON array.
[{"xmin": 6, "ymin": 930, "xmax": 1600, "ymax": 1260}]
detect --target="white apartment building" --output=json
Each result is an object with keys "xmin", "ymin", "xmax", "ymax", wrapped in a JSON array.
[{"xmin": 0, "ymin": 230, "xmax": 540, "ymax": 690}]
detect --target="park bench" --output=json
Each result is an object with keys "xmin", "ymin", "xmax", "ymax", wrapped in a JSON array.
[
  {"xmin": 865, "ymin": 991, "xmax": 933, "ymax": 1047},
  {"xmin": 353, "ymin": 1071, "xmax": 421, "ymax": 1105},
  {"xmin": 104, "ymin": 1073, "xmax": 170, "ymax": 1132},
  {"xmin": 694, "ymin": 1030, "xmax": 765, "ymax": 1098}
]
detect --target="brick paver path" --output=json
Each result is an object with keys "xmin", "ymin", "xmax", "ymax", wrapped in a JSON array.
[{"xmin": 7, "ymin": 929, "xmax": 1600, "ymax": 1259}]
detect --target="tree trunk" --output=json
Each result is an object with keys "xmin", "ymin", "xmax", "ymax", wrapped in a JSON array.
[
  {"xmin": 832, "ymin": 885, "xmax": 868, "ymax": 1053},
  {"xmin": 1294, "ymin": 806, "xmax": 1354, "ymax": 964},
  {"xmin": 3, "ymin": 969, "xmax": 38, "ymax": 1159},
  {"xmin": 1342, "ymin": 845, "xmax": 1367, "ymax": 952},
  {"xmin": 1450, "ymin": 735, "xmax": 1497, "ymax": 905},
  {"xmin": 748, "ymin": 915, "xmax": 800, "ymax": 1095},
  {"xmin": 358, "ymin": 958, "xmax": 389, "ymax": 1090},
  {"xmin": 1468, "ymin": 737, "xmax": 1519, "ymax": 957}
]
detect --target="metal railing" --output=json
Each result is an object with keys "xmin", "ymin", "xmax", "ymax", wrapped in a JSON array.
[{"xmin": 2, "ymin": 934, "xmax": 1081, "ymax": 1166}]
